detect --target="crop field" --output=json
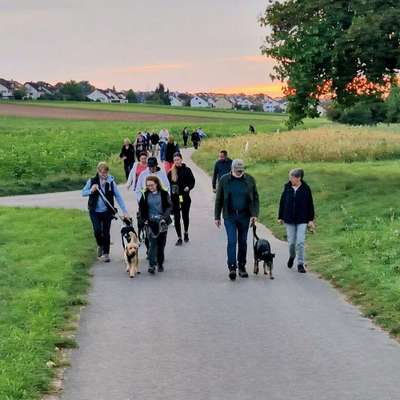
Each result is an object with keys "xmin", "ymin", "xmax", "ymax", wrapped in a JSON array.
[{"xmin": 193, "ymin": 124, "xmax": 400, "ymax": 338}]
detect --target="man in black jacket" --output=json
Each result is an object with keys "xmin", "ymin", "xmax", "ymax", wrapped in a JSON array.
[
  {"xmin": 278, "ymin": 168, "xmax": 315, "ymax": 273},
  {"xmin": 215, "ymin": 159, "xmax": 259, "ymax": 280},
  {"xmin": 212, "ymin": 150, "xmax": 232, "ymax": 193}
]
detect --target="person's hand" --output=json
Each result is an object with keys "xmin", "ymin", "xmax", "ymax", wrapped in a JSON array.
[
  {"xmin": 308, "ymin": 221, "xmax": 316, "ymax": 232},
  {"xmin": 184, "ymin": 186, "xmax": 190, "ymax": 192},
  {"xmin": 212, "ymin": 188, "xmax": 217, "ymax": 194},
  {"xmin": 122, "ymin": 156, "xmax": 127, "ymax": 160},
  {"xmin": 250, "ymin": 217, "xmax": 258, "ymax": 226},
  {"xmin": 215, "ymin": 220, "xmax": 221, "ymax": 228},
  {"xmin": 123, "ymin": 213, "xmax": 130, "ymax": 220},
  {"xmin": 277, "ymin": 219, "xmax": 283, "ymax": 225},
  {"xmin": 90, "ymin": 184, "xmax": 99, "ymax": 193}
]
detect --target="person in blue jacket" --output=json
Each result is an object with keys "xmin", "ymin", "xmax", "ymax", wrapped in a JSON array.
[{"xmin": 82, "ymin": 161, "xmax": 129, "ymax": 262}]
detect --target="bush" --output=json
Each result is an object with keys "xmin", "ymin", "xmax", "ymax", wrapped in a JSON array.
[{"xmin": 386, "ymin": 85, "xmax": 400, "ymax": 123}]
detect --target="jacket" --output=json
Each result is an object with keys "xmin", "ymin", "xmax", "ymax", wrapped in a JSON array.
[
  {"xmin": 165, "ymin": 142, "xmax": 179, "ymax": 163},
  {"xmin": 212, "ymin": 158, "xmax": 232, "ymax": 189},
  {"xmin": 278, "ymin": 181, "xmax": 315, "ymax": 224},
  {"xmin": 119, "ymin": 144, "xmax": 135, "ymax": 164},
  {"xmin": 214, "ymin": 173, "xmax": 259, "ymax": 220},
  {"xmin": 138, "ymin": 189, "xmax": 172, "ymax": 222},
  {"xmin": 167, "ymin": 164, "xmax": 195, "ymax": 201}
]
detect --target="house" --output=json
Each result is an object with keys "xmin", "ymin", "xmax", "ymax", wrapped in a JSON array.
[
  {"xmin": 190, "ymin": 96, "xmax": 209, "ymax": 108},
  {"xmin": 169, "ymin": 94, "xmax": 183, "ymax": 106},
  {"xmin": 0, "ymin": 79, "xmax": 14, "ymax": 99},
  {"xmin": 207, "ymin": 97, "xmax": 216, "ymax": 108},
  {"xmin": 262, "ymin": 97, "xmax": 282, "ymax": 113},
  {"xmin": 236, "ymin": 98, "xmax": 253, "ymax": 109},
  {"xmin": 215, "ymin": 97, "xmax": 234, "ymax": 109},
  {"xmin": 87, "ymin": 89, "xmax": 113, "ymax": 103},
  {"xmin": 24, "ymin": 81, "xmax": 54, "ymax": 99}
]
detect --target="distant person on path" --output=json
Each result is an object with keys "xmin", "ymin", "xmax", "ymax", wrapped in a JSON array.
[
  {"xmin": 214, "ymin": 159, "xmax": 259, "ymax": 280},
  {"xmin": 139, "ymin": 175, "xmax": 172, "ymax": 274},
  {"xmin": 167, "ymin": 152, "xmax": 195, "ymax": 246},
  {"xmin": 134, "ymin": 132, "xmax": 148, "ymax": 161},
  {"xmin": 119, "ymin": 138, "xmax": 136, "ymax": 179},
  {"xmin": 278, "ymin": 168, "xmax": 315, "ymax": 274},
  {"xmin": 212, "ymin": 150, "xmax": 232, "ymax": 193},
  {"xmin": 164, "ymin": 136, "xmax": 179, "ymax": 173},
  {"xmin": 126, "ymin": 152, "xmax": 148, "ymax": 191},
  {"xmin": 159, "ymin": 128, "xmax": 170, "ymax": 161},
  {"xmin": 182, "ymin": 127, "xmax": 190, "ymax": 148},
  {"xmin": 191, "ymin": 129, "xmax": 200, "ymax": 149},
  {"xmin": 135, "ymin": 157, "xmax": 171, "ymax": 202},
  {"xmin": 150, "ymin": 131, "xmax": 160, "ymax": 157},
  {"xmin": 82, "ymin": 161, "xmax": 129, "ymax": 263},
  {"xmin": 249, "ymin": 125, "xmax": 256, "ymax": 134}
]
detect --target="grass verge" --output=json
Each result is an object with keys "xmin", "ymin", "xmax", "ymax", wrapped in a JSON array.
[{"xmin": 0, "ymin": 207, "xmax": 94, "ymax": 399}]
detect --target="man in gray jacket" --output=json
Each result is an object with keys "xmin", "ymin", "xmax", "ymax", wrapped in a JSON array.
[{"xmin": 214, "ymin": 159, "xmax": 259, "ymax": 280}]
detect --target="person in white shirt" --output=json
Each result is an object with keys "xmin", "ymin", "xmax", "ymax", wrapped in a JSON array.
[{"xmin": 159, "ymin": 128, "xmax": 170, "ymax": 161}]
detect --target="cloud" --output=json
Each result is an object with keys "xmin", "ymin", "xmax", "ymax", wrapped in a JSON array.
[{"xmin": 112, "ymin": 63, "xmax": 190, "ymax": 74}]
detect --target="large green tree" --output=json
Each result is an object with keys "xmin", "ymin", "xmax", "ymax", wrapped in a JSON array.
[{"xmin": 260, "ymin": 0, "xmax": 400, "ymax": 127}]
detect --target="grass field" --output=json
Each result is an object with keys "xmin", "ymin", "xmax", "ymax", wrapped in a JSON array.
[
  {"xmin": 0, "ymin": 113, "xmax": 326, "ymax": 196},
  {"xmin": 193, "ymin": 125, "xmax": 400, "ymax": 338},
  {"xmin": 0, "ymin": 207, "xmax": 94, "ymax": 400}
]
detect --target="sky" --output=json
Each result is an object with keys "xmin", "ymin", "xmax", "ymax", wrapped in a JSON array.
[{"xmin": 0, "ymin": 0, "xmax": 282, "ymax": 95}]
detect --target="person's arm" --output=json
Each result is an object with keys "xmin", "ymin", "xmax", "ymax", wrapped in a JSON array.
[
  {"xmin": 214, "ymin": 180, "xmax": 224, "ymax": 221},
  {"xmin": 135, "ymin": 171, "xmax": 145, "ymax": 200},
  {"xmin": 307, "ymin": 187, "xmax": 315, "ymax": 222},
  {"xmin": 126, "ymin": 163, "xmax": 136, "ymax": 187},
  {"xmin": 112, "ymin": 181, "xmax": 128, "ymax": 215},
  {"xmin": 278, "ymin": 188, "xmax": 285, "ymax": 221},
  {"xmin": 82, "ymin": 179, "xmax": 92, "ymax": 197},
  {"xmin": 186, "ymin": 168, "xmax": 195, "ymax": 191},
  {"xmin": 160, "ymin": 170, "xmax": 171, "ymax": 194},
  {"xmin": 212, "ymin": 162, "xmax": 218, "ymax": 190},
  {"xmin": 119, "ymin": 146, "xmax": 124, "ymax": 159},
  {"xmin": 252, "ymin": 178, "xmax": 260, "ymax": 218},
  {"xmin": 163, "ymin": 192, "xmax": 173, "ymax": 219}
]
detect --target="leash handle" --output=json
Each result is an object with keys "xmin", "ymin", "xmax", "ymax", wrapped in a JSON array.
[{"xmin": 96, "ymin": 186, "xmax": 119, "ymax": 218}]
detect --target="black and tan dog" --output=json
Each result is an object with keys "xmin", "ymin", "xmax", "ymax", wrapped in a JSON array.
[
  {"xmin": 252, "ymin": 225, "xmax": 275, "ymax": 279},
  {"xmin": 121, "ymin": 218, "xmax": 140, "ymax": 278}
]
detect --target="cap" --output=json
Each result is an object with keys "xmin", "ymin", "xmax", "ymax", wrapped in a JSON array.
[
  {"xmin": 232, "ymin": 159, "xmax": 245, "ymax": 172},
  {"xmin": 147, "ymin": 157, "xmax": 158, "ymax": 167}
]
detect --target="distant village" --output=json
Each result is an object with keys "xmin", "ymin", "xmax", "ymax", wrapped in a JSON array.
[{"xmin": 0, "ymin": 78, "xmax": 328, "ymax": 115}]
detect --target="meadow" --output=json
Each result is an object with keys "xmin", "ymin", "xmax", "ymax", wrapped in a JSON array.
[
  {"xmin": 0, "ymin": 207, "xmax": 94, "ymax": 400},
  {"xmin": 193, "ymin": 125, "xmax": 400, "ymax": 338},
  {"xmin": 0, "ymin": 113, "xmax": 325, "ymax": 196}
]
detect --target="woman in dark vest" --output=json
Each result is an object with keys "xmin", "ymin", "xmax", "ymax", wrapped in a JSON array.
[
  {"xmin": 138, "ymin": 175, "xmax": 172, "ymax": 274},
  {"xmin": 167, "ymin": 152, "xmax": 195, "ymax": 246},
  {"xmin": 82, "ymin": 161, "xmax": 129, "ymax": 262}
]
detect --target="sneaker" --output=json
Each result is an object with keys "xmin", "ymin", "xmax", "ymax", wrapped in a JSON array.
[
  {"xmin": 238, "ymin": 266, "xmax": 249, "ymax": 278},
  {"xmin": 158, "ymin": 264, "xmax": 164, "ymax": 272},
  {"xmin": 184, "ymin": 233, "xmax": 189, "ymax": 243},
  {"xmin": 287, "ymin": 257, "xmax": 295, "ymax": 269},
  {"xmin": 228, "ymin": 265, "xmax": 237, "ymax": 281},
  {"xmin": 297, "ymin": 264, "xmax": 306, "ymax": 273},
  {"xmin": 148, "ymin": 266, "xmax": 155, "ymax": 274},
  {"xmin": 97, "ymin": 246, "xmax": 103, "ymax": 258},
  {"xmin": 102, "ymin": 254, "xmax": 110, "ymax": 263},
  {"xmin": 175, "ymin": 238, "xmax": 183, "ymax": 246}
]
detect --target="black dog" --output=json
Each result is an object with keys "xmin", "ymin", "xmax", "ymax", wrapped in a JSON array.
[
  {"xmin": 120, "ymin": 217, "xmax": 137, "ymax": 247},
  {"xmin": 253, "ymin": 225, "xmax": 275, "ymax": 279}
]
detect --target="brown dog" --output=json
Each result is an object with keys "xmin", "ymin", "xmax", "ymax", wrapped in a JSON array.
[{"xmin": 124, "ymin": 231, "xmax": 140, "ymax": 278}]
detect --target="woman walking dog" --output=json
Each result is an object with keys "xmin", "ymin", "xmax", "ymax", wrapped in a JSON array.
[
  {"xmin": 139, "ymin": 176, "xmax": 172, "ymax": 274},
  {"xmin": 168, "ymin": 152, "xmax": 195, "ymax": 246},
  {"xmin": 278, "ymin": 168, "xmax": 315, "ymax": 273},
  {"xmin": 82, "ymin": 161, "xmax": 129, "ymax": 262}
]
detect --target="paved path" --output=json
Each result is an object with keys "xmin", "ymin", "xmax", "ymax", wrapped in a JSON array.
[{"xmin": 2, "ymin": 151, "xmax": 400, "ymax": 400}]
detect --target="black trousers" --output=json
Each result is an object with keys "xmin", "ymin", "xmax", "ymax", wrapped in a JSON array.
[
  {"xmin": 89, "ymin": 210, "xmax": 113, "ymax": 254},
  {"xmin": 124, "ymin": 161, "xmax": 134, "ymax": 179},
  {"xmin": 172, "ymin": 196, "xmax": 191, "ymax": 238},
  {"xmin": 183, "ymin": 137, "xmax": 188, "ymax": 147},
  {"xmin": 148, "ymin": 231, "xmax": 167, "ymax": 267}
]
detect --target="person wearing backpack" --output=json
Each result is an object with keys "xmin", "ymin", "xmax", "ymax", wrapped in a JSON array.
[{"xmin": 82, "ymin": 161, "xmax": 129, "ymax": 263}]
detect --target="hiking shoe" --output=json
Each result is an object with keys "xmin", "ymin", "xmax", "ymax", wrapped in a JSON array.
[
  {"xmin": 97, "ymin": 246, "xmax": 103, "ymax": 258},
  {"xmin": 297, "ymin": 264, "xmax": 306, "ymax": 273},
  {"xmin": 287, "ymin": 257, "xmax": 295, "ymax": 269},
  {"xmin": 229, "ymin": 269, "xmax": 237, "ymax": 280},
  {"xmin": 103, "ymin": 254, "xmax": 110, "ymax": 263},
  {"xmin": 238, "ymin": 267, "xmax": 249, "ymax": 278},
  {"xmin": 148, "ymin": 266, "xmax": 155, "ymax": 274},
  {"xmin": 184, "ymin": 233, "xmax": 189, "ymax": 243},
  {"xmin": 175, "ymin": 238, "xmax": 183, "ymax": 246},
  {"xmin": 158, "ymin": 264, "xmax": 164, "ymax": 272}
]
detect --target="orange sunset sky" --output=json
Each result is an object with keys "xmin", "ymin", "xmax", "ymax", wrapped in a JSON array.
[{"xmin": 0, "ymin": 0, "xmax": 283, "ymax": 96}]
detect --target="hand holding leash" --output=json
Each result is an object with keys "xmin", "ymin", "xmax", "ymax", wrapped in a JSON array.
[
  {"xmin": 215, "ymin": 220, "xmax": 221, "ymax": 229},
  {"xmin": 91, "ymin": 184, "xmax": 99, "ymax": 193}
]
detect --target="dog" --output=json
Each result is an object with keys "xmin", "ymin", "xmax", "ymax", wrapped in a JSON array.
[
  {"xmin": 253, "ymin": 225, "xmax": 275, "ymax": 279},
  {"xmin": 121, "ymin": 218, "xmax": 140, "ymax": 278}
]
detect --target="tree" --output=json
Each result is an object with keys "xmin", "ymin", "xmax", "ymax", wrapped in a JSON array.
[
  {"xmin": 126, "ymin": 89, "xmax": 138, "ymax": 103},
  {"xmin": 386, "ymin": 85, "xmax": 400, "ymax": 123},
  {"xmin": 13, "ymin": 87, "xmax": 26, "ymax": 100},
  {"xmin": 59, "ymin": 80, "xmax": 85, "ymax": 101},
  {"xmin": 146, "ymin": 83, "xmax": 171, "ymax": 105},
  {"xmin": 260, "ymin": 0, "xmax": 400, "ymax": 128}
]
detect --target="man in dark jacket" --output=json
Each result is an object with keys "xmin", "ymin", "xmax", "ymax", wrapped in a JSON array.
[
  {"xmin": 212, "ymin": 150, "xmax": 232, "ymax": 193},
  {"xmin": 215, "ymin": 159, "xmax": 259, "ymax": 280},
  {"xmin": 278, "ymin": 168, "xmax": 315, "ymax": 273}
]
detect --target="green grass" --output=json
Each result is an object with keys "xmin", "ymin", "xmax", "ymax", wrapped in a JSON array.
[
  {"xmin": 193, "ymin": 129, "xmax": 400, "ymax": 338},
  {"xmin": 0, "ymin": 207, "xmax": 94, "ymax": 399},
  {"xmin": 0, "ymin": 115, "xmax": 326, "ymax": 196}
]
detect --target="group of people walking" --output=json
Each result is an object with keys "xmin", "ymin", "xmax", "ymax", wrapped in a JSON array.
[{"xmin": 84, "ymin": 139, "xmax": 315, "ymax": 280}]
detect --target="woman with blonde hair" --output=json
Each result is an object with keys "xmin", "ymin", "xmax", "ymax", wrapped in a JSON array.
[
  {"xmin": 167, "ymin": 152, "xmax": 195, "ymax": 246},
  {"xmin": 119, "ymin": 138, "xmax": 135, "ymax": 179}
]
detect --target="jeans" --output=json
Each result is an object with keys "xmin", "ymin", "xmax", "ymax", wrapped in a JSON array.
[
  {"xmin": 148, "ymin": 231, "xmax": 167, "ymax": 267},
  {"xmin": 172, "ymin": 196, "xmax": 191, "ymax": 238},
  {"xmin": 89, "ymin": 211, "xmax": 113, "ymax": 254},
  {"xmin": 285, "ymin": 223, "xmax": 307, "ymax": 265},
  {"xmin": 224, "ymin": 214, "xmax": 250, "ymax": 268}
]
